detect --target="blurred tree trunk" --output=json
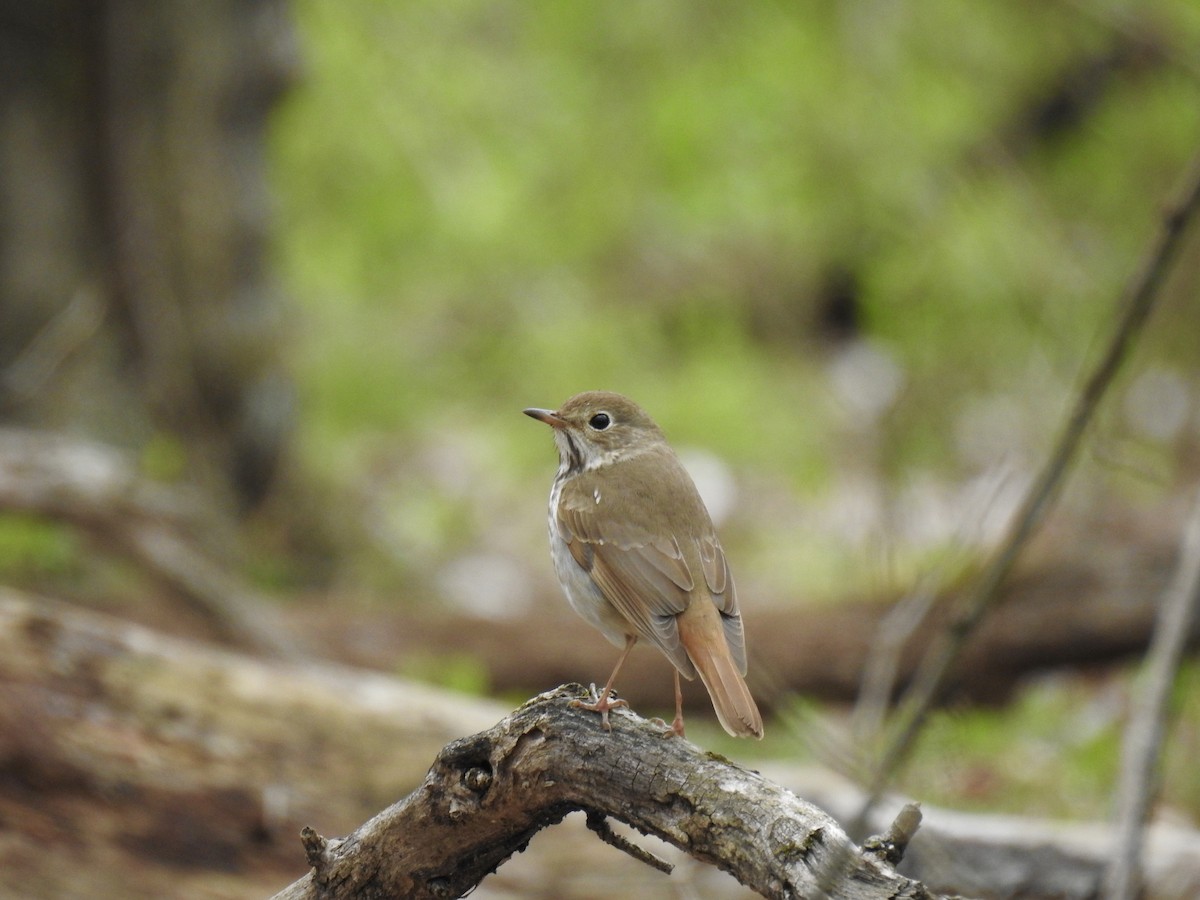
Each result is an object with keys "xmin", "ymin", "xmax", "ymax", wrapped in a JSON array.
[{"xmin": 0, "ymin": 0, "xmax": 297, "ymax": 512}]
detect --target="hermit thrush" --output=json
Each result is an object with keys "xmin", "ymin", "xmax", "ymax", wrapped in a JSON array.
[{"xmin": 525, "ymin": 391, "xmax": 763, "ymax": 739}]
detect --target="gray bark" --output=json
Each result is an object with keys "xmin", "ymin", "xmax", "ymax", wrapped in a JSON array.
[{"xmin": 270, "ymin": 684, "xmax": 933, "ymax": 900}]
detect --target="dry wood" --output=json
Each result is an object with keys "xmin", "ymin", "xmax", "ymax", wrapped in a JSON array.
[
  {"xmin": 269, "ymin": 684, "xmax": 932, "ymax": 900},
  {"xmin": 0, "ymin": 587, "xmax": 502, "ymax": 796},
  {"xmin": 0, "ymin": 588, "xmax": 505, "ymax": 899}
]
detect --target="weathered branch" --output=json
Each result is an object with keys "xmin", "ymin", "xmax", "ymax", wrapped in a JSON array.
[{"xmin": 270, "ymin": 685, "xmax": 933, "ymax": 900}]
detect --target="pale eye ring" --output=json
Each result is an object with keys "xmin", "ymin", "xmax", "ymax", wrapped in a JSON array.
[{"xmin": 588, "ymin": 412, "xmax": 611, "ymax": 431}]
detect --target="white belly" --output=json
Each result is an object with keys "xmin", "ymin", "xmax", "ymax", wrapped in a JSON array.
[{"xmin": 547, "ymin": 481, "xmax": 629, "ymax": 648}]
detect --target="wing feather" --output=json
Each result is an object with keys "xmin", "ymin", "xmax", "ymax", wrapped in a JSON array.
[{"xmin": 555, "ymin": 450, "xmax": 746, "ymax": 678}]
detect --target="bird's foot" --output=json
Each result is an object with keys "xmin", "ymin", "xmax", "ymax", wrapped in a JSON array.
[
  {"xmin": 571, "ymin": 684, "xmax": 628, "ymax": 731},
  {"xmin": 648, "ymin": 715, "xmax": 686, "ymax": 739}
]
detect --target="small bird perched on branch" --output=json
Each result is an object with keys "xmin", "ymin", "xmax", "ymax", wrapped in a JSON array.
[{"xmin": 525, "ymin": 391, "xmax": 763, "ymax": 739}]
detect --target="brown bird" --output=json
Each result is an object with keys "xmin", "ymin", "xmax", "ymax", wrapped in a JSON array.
[{"xmin": 525, "ymin": 391, "xmax": 763, "ymax": 739}]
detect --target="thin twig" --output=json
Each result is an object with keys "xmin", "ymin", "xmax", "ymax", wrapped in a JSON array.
[
  {"xmin": 1103, "ymin": 489, "xmax": 1200, "ymax": 900},
  {"xmin": 585, "ymin": 811, "xmax": 674, "ymax": 875},
  {"xmin": 853, "ymin": 576, "xmax": 938, "ymax": 742},
  {"xmin": 850, "ymin": 147, "xmax": 1200, "ymax": 840}
]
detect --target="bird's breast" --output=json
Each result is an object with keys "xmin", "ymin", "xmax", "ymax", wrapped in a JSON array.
[{"xmin": 546, "ymin": 476, "xmax": 629, "ymax": 648}]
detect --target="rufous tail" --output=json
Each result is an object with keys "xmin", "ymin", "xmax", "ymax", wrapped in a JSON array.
[{"xmin": 677, "ymin": 604, "xmax": 764, "ymax": 739}]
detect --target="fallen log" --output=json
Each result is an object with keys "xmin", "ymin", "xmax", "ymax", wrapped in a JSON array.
[
  {"xmin": 0, "ymin": 588, "xmax": 503, "ymax": 899},
  {"xmin": 305, "ymin": 537, "xmax": 1188, "ymax": 716}
]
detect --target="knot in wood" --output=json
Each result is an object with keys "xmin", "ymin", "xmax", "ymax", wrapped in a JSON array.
[
  {"xmin": 768, "ymin": 817, "xmax": 822, "ymax": 866},
  {"xmin": 862, "ymin": 834, "xmax": 901, "ymax": 865},
  {"xmin": 864, "ymin": 801, "xmax": 922, "ymax": 865},
  {"xmin": 463, "ymin": 765, "xmax": 493, "ymax": 794}
]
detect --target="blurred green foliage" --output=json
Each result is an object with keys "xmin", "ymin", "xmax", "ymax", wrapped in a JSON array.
[
  {"xmin": 908, "ymin": 662, "xmax": 1200, "ymax": 820},
  {"xmin": 271, "ymin": 0, "xmax": 1199, "ymax": 617},
  {"xmin": 909, "ymin": 676, "xmax": 1123, "ymax": 816},
  {"xmin": 272, "ymin": 0, "xmax": 1198, "ymax": 508},
  {"xmin": 399, "ymin": 651, "xmax": 492, "ymax": 696},
  {"xmin": 0, "ymin": 514, "xmax": 80, "ymax": 583}
]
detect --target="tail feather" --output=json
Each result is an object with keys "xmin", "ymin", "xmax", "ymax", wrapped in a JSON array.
[{"xmin": 677, "ymin": 605, "xmax": 764, "ymax": 739}]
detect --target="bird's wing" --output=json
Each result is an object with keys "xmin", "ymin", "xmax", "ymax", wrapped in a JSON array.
[
  {"xmin": 556, "ymin": 453, "xmax": 745, "ymax": 675},
  {"xmin": 696, "ymin": 532, "xmax": 745, "ymax": 673}
]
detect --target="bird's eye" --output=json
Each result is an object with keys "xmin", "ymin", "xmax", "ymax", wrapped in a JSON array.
[{"xmin": 588, "ymin": 412, "xmax": 611, "ymax": 430}]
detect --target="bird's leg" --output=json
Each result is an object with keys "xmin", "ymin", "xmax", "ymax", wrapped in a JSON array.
[
  {"xmin": 573, "ymin": 635, "xmax": 634, "ymax": 730},
  {"xmin": 649, "ymin": 669, "xmax": 687, "ymax": 738},
  {"xmin": 668, "ymin": 669, "xmax": 686, "ymax": 738}
]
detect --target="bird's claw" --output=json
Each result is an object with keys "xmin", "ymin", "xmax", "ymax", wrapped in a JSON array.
[
  {"xmin": 571, "ymin": 684, "xmax": 628, "ymax": 731},
  {"xmin": 649, "ymin": 715, "xmax": 686, "ymax": 739}
]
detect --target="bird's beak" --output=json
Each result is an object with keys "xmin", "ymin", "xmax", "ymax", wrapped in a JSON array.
[{"xmin": 523, "ymin": 407, "xmax": 566, "ymax": 429}]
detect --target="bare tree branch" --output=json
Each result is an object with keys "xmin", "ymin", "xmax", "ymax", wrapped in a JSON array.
[
  {"xmin": 269, "ymin": 685, "xmax": 934, "ymax": 900},
  {"xmin": 1104, "ymin": 488, "xmax": 1200, "ymax": 899}
]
